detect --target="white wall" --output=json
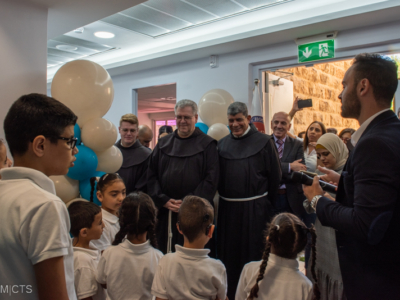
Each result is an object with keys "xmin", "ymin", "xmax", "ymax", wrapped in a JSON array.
[
  {"xmin": 103, "ymin": 20, "xmax": 400, "ymax": 130},
  {"xmin": 0, "ymin": 0, "xmax": 48, "ymax": 142}
]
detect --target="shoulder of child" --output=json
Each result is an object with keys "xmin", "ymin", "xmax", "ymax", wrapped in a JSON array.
[{"xmin": 153, "ymin": 247, "xmax": 164, "ymax": 258}]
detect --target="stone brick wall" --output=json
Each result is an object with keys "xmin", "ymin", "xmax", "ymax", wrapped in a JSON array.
[{"xmin": 270, "ymin": 59, "xmax": 359, "ymax": 135}]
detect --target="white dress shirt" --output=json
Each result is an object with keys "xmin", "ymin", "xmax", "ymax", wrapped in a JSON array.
[{"xmin": 351, "ymin": 108, "xmax": 391, "ymax": 146}]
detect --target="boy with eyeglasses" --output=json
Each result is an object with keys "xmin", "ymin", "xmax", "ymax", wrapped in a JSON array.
[{"xmin": 0, "ymin": 93, "xmax": 79, "ymax": 300}]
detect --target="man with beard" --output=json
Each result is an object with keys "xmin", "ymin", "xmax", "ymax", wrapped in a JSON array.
[
  {"xmin": 217, "ymin": 102, "xmax": 281, "ymax": 299},
  {"xmin": 303, "ymin": 53, "xmax": 400, "ymax": 299},
  {"xmin": 147, "ymin": 99, "xmax": 219, "ymax": 254},
  {"xmin": 115, "ymin": 114, "xmax": 151, "ymax": 194}
]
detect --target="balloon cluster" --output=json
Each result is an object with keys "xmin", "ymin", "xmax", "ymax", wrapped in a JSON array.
[
  {"xmin": 195, "ymin": 89, "xmax": 234, "ymax": 141},
  {"xmin": 49, "ymin": 60, "xmax": 123, "ymax": 206}
]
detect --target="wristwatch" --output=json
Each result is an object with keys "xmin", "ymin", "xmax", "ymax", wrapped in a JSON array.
[{"xmin": 311, "ymin": 195, "xmax": 322, "ymax": 210}]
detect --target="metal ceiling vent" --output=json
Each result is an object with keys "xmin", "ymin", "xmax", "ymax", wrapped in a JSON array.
[
  {"xmin": 47, "ymin": 36, "xmax": 116, "ymax": 68},
  {"xmin": 100, "ymin": 0, "xmax": 294, "ymax": 38}
]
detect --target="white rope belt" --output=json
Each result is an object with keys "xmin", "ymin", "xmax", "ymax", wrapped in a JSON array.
[
  {"xmin": 219, "ymin": 191, "xmax": 268, "ymax": 202},
  {"xmin": 167, "ymin": 210, "xmax": 173, "ymax": 253}
]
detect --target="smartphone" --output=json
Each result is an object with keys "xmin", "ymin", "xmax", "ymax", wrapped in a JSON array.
[
  {"xmin": 300, "ymin": 170, "xmax": 318, "ymax": 178},
  {"xmin": 298, "ymin": 99, "xmax": 312, "ymax": 108}
]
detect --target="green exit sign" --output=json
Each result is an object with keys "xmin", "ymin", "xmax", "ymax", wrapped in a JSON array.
[{"xmin": 298, "ymin": 40, "xmax": 335, "ymax": 63}]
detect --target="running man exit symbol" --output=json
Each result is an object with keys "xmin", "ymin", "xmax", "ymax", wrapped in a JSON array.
[
  {"xmin": 298, "ymin": 40, "xmax": 335, "ymax": 63},
  {"xmin": 319, "ymin": 43, "xmax": 329, "ymax": 57}
]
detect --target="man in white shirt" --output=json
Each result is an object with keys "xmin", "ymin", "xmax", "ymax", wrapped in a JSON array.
[
  {"xmin": 303, "ymin": 53, "xmax": 400, "ymax": 299},
  {"xmin": 0, "ymin": 93, "xmax": 79, "ymax": 300}
]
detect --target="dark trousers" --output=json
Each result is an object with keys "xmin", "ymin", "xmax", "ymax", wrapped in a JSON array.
[{"xmin": 274, "ymin": 192, "xmax": 291, "ymax": 214}]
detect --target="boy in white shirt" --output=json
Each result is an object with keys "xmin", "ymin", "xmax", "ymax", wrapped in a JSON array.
[
  {"xmin": 68, "ymin": 201, "xmax": 107, "ymax": 300},
  {"xmin": 0, "ymin": 93, "xmax": 79, "ymax": 300},
  {"xmin": 151, "ymin": 195, "xmax": 228, "ymax": 300}
]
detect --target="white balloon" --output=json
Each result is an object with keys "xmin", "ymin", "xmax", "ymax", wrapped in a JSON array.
[
  {"xmin": 198, "ymin": 89, "xmax": 234, "ymax": 127},
  {"xmin": 65, "ymin": 198, "xmax": 89, "ymax": 208},
  {"xmin": 207, "ymin": 123, "xmax": 230, "ymax": 141},
  {"xmin": 81, "ymin": 118, "xmax": 118, "ymax": 152},
  {"xmin": 96, "ymin": 146, "xmax": 123, "ymax": 173},
  {"xmin": 51, "ymin": 60, "xmax": 114, "ymax": 127},
  {"xmin": 50, "ymin": 175, "xmax": 80, "ymax": 203}
]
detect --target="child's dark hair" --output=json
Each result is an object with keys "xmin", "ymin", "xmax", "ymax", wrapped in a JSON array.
[
  {"xmin": 4, "ymin": 93, "xmax": 77, "ymax": 156},
  {"xmin": 112, "ymin": 192, "xmax": 158, "ymax": 248},
  {"xmin": 90, "ymin": 173, "xmax": 123, "ymax": 202},
  {"xmin": 68, "ymin": 201, "xmax": 101, "ymax": 238},
  {"xmin": 177, "ymin": 195, "xmax": 214, "ymax": 243},
  {"xmin": 248, "ymin": 213, "xmax": 320, "ymax": 300}
]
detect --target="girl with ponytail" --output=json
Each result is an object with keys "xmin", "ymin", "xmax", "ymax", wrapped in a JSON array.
[
  {"xmin": 90, "ymin": 173, "xmax": 126, "ymax": 251},
  {"xmin": 96, "ymin": 192, "xmax": 163, "ymax": 300},
  {"xmin": 236, "ymin": 213, "xmax": 319, "ymax": 300}
]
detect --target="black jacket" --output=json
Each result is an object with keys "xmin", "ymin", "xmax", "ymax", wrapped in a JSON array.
[{"xmin": 317, "ymin": 110, "xmax": 400, "ymax": 299}]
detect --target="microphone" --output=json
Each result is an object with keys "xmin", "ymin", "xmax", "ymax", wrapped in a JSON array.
[{"xmin": 291, "ymin": 171, "xmax": 337, "ymax": 194}]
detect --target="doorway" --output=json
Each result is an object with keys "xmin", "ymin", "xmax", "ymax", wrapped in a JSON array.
[
  {"xmin": 262, "ymin": 59, "xmax": 359, "ymax": 136},
  {"xmin": 136, "ymin": 83, "xmax": 176, "ymax": 148}
]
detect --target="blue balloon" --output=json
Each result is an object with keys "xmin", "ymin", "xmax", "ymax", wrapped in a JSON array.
[
  {"xmin": 79, "ymin": 171, "xmax": 105, "ymax": 206},
  {"xmin": 74, "ymin": 124, "xmax": 82, "ymax": 145},
  {"xmin": 227, "ymin": 125, "xmax": 231, "ymax": 132},
  {"xmin": 67, "ymin": 145, "xmax": 98, "ymax": 181},
  {"xmin": 195, "ymin": 122, "xmax": 209, "ymax": 134}
]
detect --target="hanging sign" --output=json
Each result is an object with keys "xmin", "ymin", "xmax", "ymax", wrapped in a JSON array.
[{"xmin": 298, "ymin": 40, "xmax": 335, "ymax": 63}]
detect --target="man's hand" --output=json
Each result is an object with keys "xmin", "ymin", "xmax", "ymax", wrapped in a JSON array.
[
  {"xmin": 290, "ymin": 159, "xmax": 307, "ymax": 172},
  {"xmin": 323, "ymin": 192, "xmax": 336, "ymax": 201},
  {"xmin": 289, "ymin": 96, "xmax": 303, "ymax": 120},
  {"xmin": 317, "ymin": 166, "xmax": 341, "ymax": 185},
  {"xmin": 303, "ymin": 176, "xmax": 324, "ymax": 202},
  {"xmin": 164, "ymin": 199, "xmax": 182, "ymax": 213}
]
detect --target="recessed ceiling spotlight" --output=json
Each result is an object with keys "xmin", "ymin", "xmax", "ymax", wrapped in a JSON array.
[
  {"xmin": 56, "ymin": 45, "xmax": 78, "ymax": 51},
  {"xmin": 94, "ymin": 31, "xmax": 115, "ymax": 39}
]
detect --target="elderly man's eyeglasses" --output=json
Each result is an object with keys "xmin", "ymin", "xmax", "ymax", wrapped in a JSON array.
[
  {"xmin": 57, "ymin": 137, "xmax": 78, "ymax": 149},
  {"xmin": 176, "ymin": 116, "xmax": 194, "ymax": 121}
]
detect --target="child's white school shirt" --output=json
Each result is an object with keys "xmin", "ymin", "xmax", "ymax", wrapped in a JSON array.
[
  {"xmin": 235, "ymin": 254, "xmax": 313, "ymax": 300},
  {"xmin": 151, "ymin": 245, "xmax": 227, "ymax": 300},
  {"xmin": 96, "ymin": 239, "xmax": 163, "ymax": 300},
  {"xmin": 73, "ymin": 247, "xmax": 106, "ymax": 300},
  {"xmin": 0, "ymin": 167, "xmax": 76, "ymax": 300},
  {"xmin": 90, "ymin": 208, "xmax": 119, "ymax": 251}
]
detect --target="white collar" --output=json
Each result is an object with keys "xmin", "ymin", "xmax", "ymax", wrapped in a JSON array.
[
  {"xmin": 73, "ymin": 247, "xmax": 101, "ymax": 260},
  {"xmin": 175, "ymin": 244, "xmax": 210, "ymax": 259},
  {"xmin": 120, "ymin": 239, "xmax": 152, "ymax": 254},
  {"xmin": 268, "ymin": 253, "xmax": 299, "ymax": 271},
  {"xmin": 101, "ymin": 208, "xmax": 119, "ymax": 224},
  {"xmin": 233, "ymin": 125, "xmax": 251, "ymax": 138},
  {"xmin": 0, "ymin": 167, "xmax": 55, "ymax": 194},
  {"xmin": 351, "ymin": 108, "xmax": 390, "ymax": 146}
]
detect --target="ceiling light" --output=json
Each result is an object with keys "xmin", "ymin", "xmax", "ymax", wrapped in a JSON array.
[
  {"xmin": 56, "ymin": 45, "xmax": 78, "ymax": 51},
  {"xmin": 94, "ymin": 31, "xmax": 115, "ymax": 39},
  {"xmin": 74, "ymin": 27, "xmax": 84, "ymax": 34}
]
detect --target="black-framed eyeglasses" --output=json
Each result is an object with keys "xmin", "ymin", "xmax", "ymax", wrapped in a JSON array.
[{"xmin": 57, "ymin": 137, "xmax": 78, "ymax": 149}]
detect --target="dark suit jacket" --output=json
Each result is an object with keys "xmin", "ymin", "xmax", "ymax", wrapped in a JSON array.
[
  {"xmin": 317, "ymin": 110, "xmax": 400, "ymax": 299},
  {"xmin": 276, "ymin": 135, "xmax": 306, "ymax": 216}
]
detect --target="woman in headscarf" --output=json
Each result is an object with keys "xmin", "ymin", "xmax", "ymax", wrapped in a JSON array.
[{"xmin": 304, "ymin": 133, "xmax": 349, "ymax": 300}]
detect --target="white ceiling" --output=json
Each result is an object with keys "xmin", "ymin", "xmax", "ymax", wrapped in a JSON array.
[
  {"xmin": 22, "ymin": 0, "xmax": 146, "ymax": 39},
  {"xmin": 45, "ymin": 0, "xmax": 400, "ymax": 82}
]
